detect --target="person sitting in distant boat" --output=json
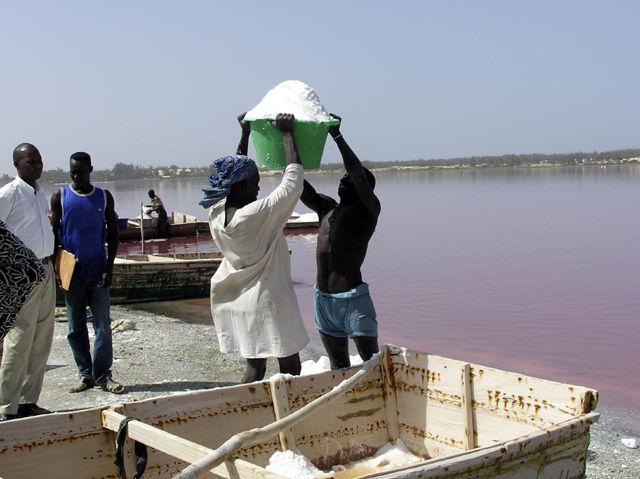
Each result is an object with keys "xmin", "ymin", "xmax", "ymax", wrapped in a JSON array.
[
  {"xmin": 300, "ymin": 114, "xmax": 381, "ymax": 369},
  {"xmin": 145, "ymin": 189, "xmax": 170, "ymax": 238},
  {"xmin": 200, "ymin": 113, "xmax": 309, "ymax": 383}
]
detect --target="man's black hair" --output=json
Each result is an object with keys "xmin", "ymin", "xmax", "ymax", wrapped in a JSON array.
[
  {"xmin": 70, "ymin": 151, "xmax": 92, "ymax": 165},
  {"xmin": 12, "ymin": 143, "xmax": 37, "ymax": 165}
]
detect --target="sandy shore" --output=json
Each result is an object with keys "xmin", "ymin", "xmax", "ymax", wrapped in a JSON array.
[{"xmin": 31, "ymin": 305, "xmax": 639, "ymax": 478}]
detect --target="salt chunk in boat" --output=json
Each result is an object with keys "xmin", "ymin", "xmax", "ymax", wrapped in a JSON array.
[
  {"xmin": 360, "ymin": 439, "xmax": 422, "ymax": 469},
  {"xmin": 266, "ymin": 449, "xmax": 324, "ymax": 479}
]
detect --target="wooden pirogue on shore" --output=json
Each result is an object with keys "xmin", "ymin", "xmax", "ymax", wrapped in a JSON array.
[
  {"xmin": 56, "ymin": 252, "xmax": 224, "ymax": 306},
  {"xmin": 110, "ymin": 252, "xmax": 223, "ymax": 304},
  {"xmin": 0, "ymin": 345, "xmax": 599, "ymax": 478}
]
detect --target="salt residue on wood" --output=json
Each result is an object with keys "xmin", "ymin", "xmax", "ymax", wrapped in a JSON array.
[{"xmin": 245, "ymin": 80, "xmax": 332, "ymax": 122}]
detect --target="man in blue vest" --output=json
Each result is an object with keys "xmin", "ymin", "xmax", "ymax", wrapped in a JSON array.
[{"xmin": 50, "ymin": 152, "xmax": 124, "ymax": 394}]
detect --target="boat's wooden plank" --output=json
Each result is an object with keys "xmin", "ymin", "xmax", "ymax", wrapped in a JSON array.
[
  {"xmin": 470, "ymin": 408, "xmax": 540, "ymax": 447},
  {"xmin": 102, "ymin": 410, "xmax": 284, "ymax": 479},
  {"xmin": 380, "ymin": 348, "xmax": 400, "ymax": 442},
  {"xmin": 0, "ymin": 408, "xmax": 119, "ymax": 479},
  {"xmin": 173, "ymin": 356, "xmax": 381, "ymax": 479},
  {"xmin": 391, "ymin": 352, "xmax": 471, "ymax": 452},
  {"xmin": 114, "ymin": 384, "xmax": 281, "ymax": 467},
  {"xmin": 462, "ymin": 363, "xmax": 476, "ymax": 450},
  {"xmin": 396, "ymin": 398, "xmax": 473, "ymax": 452},
  {"xmin": 360, "ymin": 414, "xmax": 597, "ymax": 478},
  {"xmin": 388, "ymin": 348, "xmax": 597, "ymax": 433},
  {"xmin": 278, "ymin": 364, "xmax": 389, "ymax": 468},
  {"xmin": 115, "ymin": 384, "xmax": 279, "ymax": 450},
  {"xmin": 389, "ymin": 350, "xmax": 545, "ymax": 455},
  {"xmin": 0, "ymin": 407, "xmax": 105, "ymax": 444},
  {"xmin": 268, "ymin": 377, "xmax": 296, "ymax": 451},
  {"xmin": 469, "ymin": 363, "xmax": 597, "ymax": 422}
]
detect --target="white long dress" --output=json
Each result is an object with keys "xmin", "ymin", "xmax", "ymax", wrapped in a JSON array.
[{"xmin": 208, "ymin": 164, "xmax": 310, "ymax": 358}]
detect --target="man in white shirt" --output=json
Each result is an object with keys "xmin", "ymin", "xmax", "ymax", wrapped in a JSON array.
[{"xmin": 0, "ymin": 143, "xmax": 56, "ymax": 421}]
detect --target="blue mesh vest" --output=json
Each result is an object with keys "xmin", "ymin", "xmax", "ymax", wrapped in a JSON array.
[{"xmin": 60, "ymin": 185, "xmax": 107, "ymax": 277}]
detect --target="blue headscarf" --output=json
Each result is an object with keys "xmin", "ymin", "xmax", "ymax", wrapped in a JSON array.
[{"xmin": 199, "ymin": 155, "xmax": 259, "ymax": 208}]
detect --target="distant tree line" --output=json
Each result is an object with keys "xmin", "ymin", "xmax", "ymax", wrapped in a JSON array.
[
  {"xmin": 35, "ymin": 163, "xmax": 212, "ymax": 184},
  {"xmin": 325, "ymin": 148, "xmax": 640, "ymax": 171},
  {"xmin": 1, "ymin": 148, "xmax": 639, "ymax": 186}
]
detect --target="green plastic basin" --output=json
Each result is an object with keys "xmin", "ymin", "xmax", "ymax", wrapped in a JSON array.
[{"xmin": 245, "ymin": 118, "xmax": 339, "ymax": 169}]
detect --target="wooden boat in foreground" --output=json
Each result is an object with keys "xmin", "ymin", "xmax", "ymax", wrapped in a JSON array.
[
  {"xmin": 0, "ymin": 345, "xmax": 599, "ymax": 479},
  {"xmin": 109, "ymin": 252, "xmax": 223, "ymax": 304}
]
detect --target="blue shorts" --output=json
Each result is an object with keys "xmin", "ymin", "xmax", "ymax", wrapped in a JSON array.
[{"xmin": 313, "ymin": 283, "xmax": 378, "ymax": 338}]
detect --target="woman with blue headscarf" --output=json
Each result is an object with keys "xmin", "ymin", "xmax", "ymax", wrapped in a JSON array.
[{"xmin": 202, "ymin": 113, "xmax": 309, "ymax": 383}]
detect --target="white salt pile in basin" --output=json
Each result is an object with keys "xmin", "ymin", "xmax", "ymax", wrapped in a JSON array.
[
  {"xmin": 265, "ymin": 439, "xmax": 422, "ymax": 478},
  {"xmin": 333, "ymin": 438, "xmax": 423, "ymax": 474},
  {"xmin": 266, "ymin": 449, "xmax": 324, "ymax": 478},
  {"xmin": 245, "ymin": 80, "xmax": 332, "ymax": 122}
]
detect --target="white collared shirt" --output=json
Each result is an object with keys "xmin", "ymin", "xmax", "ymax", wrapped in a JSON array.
[{"xmin": 0, "ymin": 176, "xmax": 55, "ymax": 259}]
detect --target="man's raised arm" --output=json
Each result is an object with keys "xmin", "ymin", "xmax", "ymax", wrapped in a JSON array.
[
  {"xmin": 236, "ymin": 112, "xmax": 251, "ymax": 156},
  {"xmin": 330, "ymin": 115, "xmax": 380, "ymax": 216}
]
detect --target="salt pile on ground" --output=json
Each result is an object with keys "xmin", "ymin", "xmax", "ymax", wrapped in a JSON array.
[
  {"xmin": 245, "ymin": 80, "xmax": 332, "ymax": 122},
  {"xmin": 269, "ymin": 354, "xmax": 363, "ymax": 381},
  {"xmin": 266, "ymin": 449, "xmax": 324, "ymax": 478},
  {"xmin": 300, "ymin": 354, "xmax": 363, "ymax": 375}
]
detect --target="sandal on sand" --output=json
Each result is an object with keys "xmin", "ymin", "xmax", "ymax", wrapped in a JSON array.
[
  {"xmin": 96, "ymin": 377, "xmax": 125, "ymax": 394},
  {"xmin": 69, "ymin": 378, "xmax": 94, "ymax": 393}
]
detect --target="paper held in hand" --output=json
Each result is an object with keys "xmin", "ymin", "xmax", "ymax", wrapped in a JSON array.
[{"xmin": 55, "ymin": 248, "xmax": 77, "ymax": 291}]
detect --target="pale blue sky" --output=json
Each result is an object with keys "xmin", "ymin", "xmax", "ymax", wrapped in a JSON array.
[{"xmin": 2, "ymin": 1, "xmax": 638, "ymax": 175}]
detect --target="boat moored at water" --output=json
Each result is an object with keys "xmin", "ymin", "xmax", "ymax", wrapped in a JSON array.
[
  {"xmin": 55, "ymin": 252, "xmax": 223, "ymax": 306},
  {"xmin": 117, "ymin": 211, "xmax": 319, "ymax": 242},
  {"xmin": 109, "ymin": 252, "xmax": 223, "ymax": 304},
  {"xmin": 0, "ymin": 345, "xmax": 599, "ymax": 478}
]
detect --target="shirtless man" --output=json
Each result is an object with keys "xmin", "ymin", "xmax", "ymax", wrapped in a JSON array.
[{"xmin": 300, "ymin": 115, "xmax": 381, "ymax": 369}]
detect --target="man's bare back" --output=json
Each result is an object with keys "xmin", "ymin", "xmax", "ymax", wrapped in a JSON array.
[{"xmin": 300, "ymin": 115, "xmax": 381, "ymax": 369}]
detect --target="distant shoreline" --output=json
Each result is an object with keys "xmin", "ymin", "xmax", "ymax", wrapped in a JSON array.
[
  {"xmin": 2, "ymin": 147, "xmax": 640, "ymax": 186},
  {"xmin": 2, "ymin": 160, "xmax": 632, "ymax": 188}
]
